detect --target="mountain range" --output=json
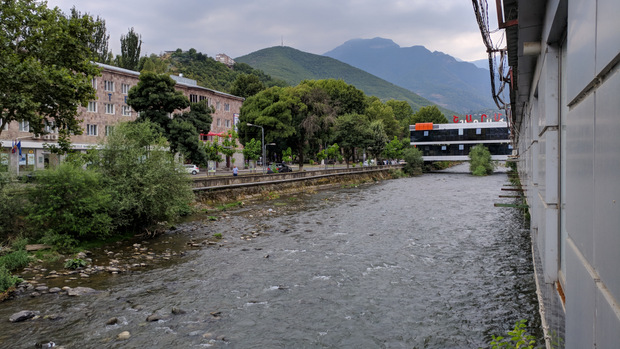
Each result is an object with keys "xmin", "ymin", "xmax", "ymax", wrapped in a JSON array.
[
  {"xmin": 323, "ymin": 38, "xmax": 495, "ymax": 114},
  {"xmin": 236, "ymin": 38, "xmax": 496, "ymax": 114},
  {"xmin": 235, "ymin": 46, "xmax": 453, "ymax": 115}
]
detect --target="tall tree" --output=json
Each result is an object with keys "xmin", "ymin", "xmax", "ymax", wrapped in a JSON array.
[
  {"xmin": 367, "ymin": 120, "xmax": 389, "ymax": 162},
  {"xmin": 411, "ymin": 105, "xmax": 448, "ymax": 124},
  {"xmin": 230, "ymin": 74, "xmax": 265, "ymax": 98},
  {"xmin": 238, "ymin": 86, "xmax": 296, "ymax": 148},
  {"xmin": 0, "ymin": 0, "xmax": 101, "ymax": 139},
  {"xmin": 70, "ymin": 7, "xmax": 110, "ymax": 63},
  {"xmin": 127, "ymin": 72, "xmax": 189, "ymax": 134},
  {"xmin": 119, "ymin": 27, "xmax": 142, "ymax": 70},
  {"xmin": 386, "ymin": 99, "xmax": 414, "ymax": 139},
  {"xmin": 365, "ymin": 96, "xmax": 399, "ymax": 139},
  {"xmin": 333, "ymin": 113, "xmax": 372, "ymax": 167}
]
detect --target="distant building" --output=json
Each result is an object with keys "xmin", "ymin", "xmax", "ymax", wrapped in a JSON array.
[
  {"xmin": 0, "ymin": 63, "xmax": 244, "ymax": 172},
  {"xmin": 215, "ymin": 53, "xmax": 235, "ymax": 67}
]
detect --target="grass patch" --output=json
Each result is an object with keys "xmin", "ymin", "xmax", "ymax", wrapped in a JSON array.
[
  {"xmin": 0, "ymin": 250, "xmax": 31, "ymax": 271},
  {"xmin": 216, "ymin": 201, "xmax": 244, "ymax": 211},
  {"xmin": 0, "ymin": 265, "xmax": 22, "ymax": 293}
]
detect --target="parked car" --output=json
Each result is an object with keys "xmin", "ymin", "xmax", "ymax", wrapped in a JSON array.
[
  {"xmin": 275, "ymin": 163, "xmax": 292, "ymax": 173},
  {"xmin": 184, "ymin": 164, "xmax": 199, "ymax": 175}
]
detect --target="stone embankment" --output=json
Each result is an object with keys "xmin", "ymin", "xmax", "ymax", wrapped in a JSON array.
[{"xmin": 193, "ymin": 165, "xmax": 402, "ymax": 205}]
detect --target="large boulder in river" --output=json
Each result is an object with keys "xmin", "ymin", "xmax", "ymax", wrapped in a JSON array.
[{"xmin": 9, "ymin": 310, "xmax": 39, "ymax": 323}]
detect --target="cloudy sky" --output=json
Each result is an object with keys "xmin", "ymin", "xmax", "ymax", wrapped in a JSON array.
[{"xmin": 46, "ymin": 0, "xmax": 500, "ymax": 62}]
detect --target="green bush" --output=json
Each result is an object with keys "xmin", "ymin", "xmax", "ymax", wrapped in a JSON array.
[
  {"xmin": 402, "ymin": 147, "xmax": 424, "ymax": 176},
  {"xmin": 27, "ymin": 162, "xmax": 114, "ymax": 242},
  {"xmin": 88, "ymin": 121, "xmax": 194, "ymax": 232},
  {"xmin": 488, "ymin": 319, "xmax": 537, "ymax": 349},
  {"xmin": 469, "ymin": 144, "xmax": 495, "ymax": 176},
  {"xmin": 0, "ymin": 250, "xmax": 31, "ymax": 271},
  {"xmin": 64, "ymin": 258, "xmax": 88, "ymax": 269},
  {"xmin": 0, "ymin": 173, "xmax": 29, "ymax": 243},
  {"xmin": 0, "ymin": 265, "xmax": 21, "ymax": 293}
]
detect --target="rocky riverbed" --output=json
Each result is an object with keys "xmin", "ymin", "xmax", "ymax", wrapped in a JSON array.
[{"xmin": 1, "ymin": 166, "xmax": 542, "ymax": 348}]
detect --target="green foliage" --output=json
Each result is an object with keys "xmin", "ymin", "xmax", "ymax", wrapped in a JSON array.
[
  {"xmin": 230, "ymin": 74, "xmax": 266, "ymax": 98},
  {"xmin": 64, "ymin": 258, "xmax": 88, "ymax": 270},
  {"xmin": 469, "ymin": 144, "xmax": 495, "ymax": 176},
  {"xmin": 220, "ymin": 130, "xmax": 239, "ymax": 164},
  {"xmin": 488, "ymin": 319, "xmax": 538, "ymax": 349},
  {"xmin": 242, "ymin": 138, "xmax": 261, "ymax": 163},
  {"xmin": 366, "ymin": 96, "xmax": 399, "ymax": 139},
  {"xmin": 0, "ymin": 0, "xmax": 101, "ymax": 138},
  {"xmin": 119, "ymin": 27, "xmax": 142, "ymax": 70},
  {"xmin": 128, "ymin": 72, "xmax": 190, "ymax": 133},
  {"xmin": 89, "ymin": 121, "xmax": 194, "ymax": 232},
  {"xmin": 367, "ymin": 120, "xmax": 389, "ymax": 161},
  {"xmin": 383, "ymin": 136, "xmax": 405, "ymax": 161},
  {"xmin": 27, "ymin": 162, "xmax": 114, "ymax": 242},
  {"xmin": 333, "ymin": 114, "xmax": 372, "ymax": 166},
  {"xmin": 410, "ymin": 105, "xmax": 448, "ymax": 124},
  {"xmin": 70, "ymin": 7, "xmax": 111, "ymax": 64},
  {"xmin": 0, "ymin": 265, "xmax": 21, "ymax": 293},
  {"xmin": 0, "ymin": 250, "xmax": 31, "ymax": 271},
  {"xmin": 282, "ymin": 147, "xmax": 293, "ymax": 163},
  {"xmin": 0, "ymin": 173, "xmax": 28, "ymax": 242},
  {"xmin": 213, "ymin": 233, "xmax": 222, "ymax": 239},
  {"xmin": 402, "ymin": 147, "xmax": 424, "ymax": 176}
]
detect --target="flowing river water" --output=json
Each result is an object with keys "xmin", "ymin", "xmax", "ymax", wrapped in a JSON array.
[{"xmin": 0, "ymin": 163, "xmax": 541, "ymax": 348}]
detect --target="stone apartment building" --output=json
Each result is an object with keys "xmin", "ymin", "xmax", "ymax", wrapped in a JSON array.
[{"xmin": 1, "ymin": 63, "xmax": 244, "ymax": 172}]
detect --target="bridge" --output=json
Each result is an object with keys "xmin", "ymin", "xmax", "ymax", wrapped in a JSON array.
[{"xmin": 409, "ymin": 121, "xmax": 512, "ymax": 161}]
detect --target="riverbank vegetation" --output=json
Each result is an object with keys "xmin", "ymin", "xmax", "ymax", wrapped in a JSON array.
[
  {"xmin": 0, "ymin": 121, "xmax": 193, "ymax": 293},
  {"xmin": 469, "ymin": 144, "xmax": 495, "ymax": 176}
]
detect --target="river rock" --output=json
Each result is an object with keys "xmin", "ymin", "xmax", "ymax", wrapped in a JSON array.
[
  {"xmin": 48, "ymin": 287, "xmax": 61, "ymax": 293},
  {"xmin": 106, "ymin": 317, "xmax": 119, "ymax": 325},
  {"xmin": 146, "ymin": 312, "xmax": 170, "ymax": 322},
  {"xmin": 171, "ymin": 307, "xmax": 186, "ymax": 315},
  {"xmin": 9, "ymin": 310, "xmax": 39, "ymax": 322},
  {"xmin": 66, "ymin": 287, "xmax": 97, "ymax": 296},
  {"xmin": 117, "ymin": 331, "xmax": 130, "ymax": 340}
]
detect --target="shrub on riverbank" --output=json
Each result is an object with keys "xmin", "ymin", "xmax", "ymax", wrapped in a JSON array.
[
  {"xmin": 402, "ymin": 147, "xmax": 424, "ymax": 176},
  {"xmin": 469, "ymin": 144, "xmax": 495, "ymax": 176}
]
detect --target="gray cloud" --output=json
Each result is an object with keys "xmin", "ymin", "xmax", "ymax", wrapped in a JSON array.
[{"xmin": 47, "ymin": 0, "xmax": 495, "ymax": 61}]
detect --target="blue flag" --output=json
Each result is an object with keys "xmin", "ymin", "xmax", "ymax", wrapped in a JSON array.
[{"xmin": 17, "ymin": 140, "xmax": 22, "ymax": 156}]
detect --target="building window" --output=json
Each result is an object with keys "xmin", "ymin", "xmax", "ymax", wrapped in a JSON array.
[
  {"xmin": 105, "ymin": 103, "xmax": 115, "ymax": 115},
  {"xmin": 87, "ymin": 101, "xmax": 97, "ymax": 112},
  {"xmin": 19, "ymin": 120, "xmax": 29, "ymax": 132},
  {"xmin": 423, "ymin": 131, "xmax": 429, "ymax": 136},
  {"xmin": 441, "ymin": 145, "xmax": 447, "ymax": 151},
  {"xmin": 216, "ymin": 102, "xmax": 220, "ymax": 110},
  {"xmin": 459, "ymin": 144, "xmax": 464, "ymax": 150},
  {"xmin": 199, "ymin": 96, "xmax": 206, "ymax": 102},
  {"xmin": 86, "ymin": 124, "xmax": 98, "ymax": 136},
  {"xmin": 476, "ymin": 128, "xmax": 482, "ymax": 135},
  {"xmin": 458, "ymin": 128, "xmax": 464, "ymax": 136},
  {"xmin": 105, "ymin": 125, "xmax": 114, "ymax": 136},
  {"xmin": 224, "ymin": 103, "xmax": 230, "ymax": 112},
  {"xmin": 104, "ymin": 80, "xmax": 114, "ymax": 92},
  {"xmin": 121, "ymin": 83, "xmax": 130, "ymax": 94},
  {"xmin": 122, "ymin": 106, "xmax": 132, "ymax": 116},
  {"xmin": 217, "ymin": 118, "xmax": 221, "ymax": 127},
  {"xmin": 45, "ymin": 122, "xmax": 56, "ymax": 134},
  {"xmin": 190, "ymin": 94, "xmax": 198, "ymax": 103},
  {"xmin": 225, "ymin": 120, "xmax": 231, "ymax": 128},
  {"xmin": 91, "ymin": 78, "xmax": 97, "ymax": 89}
]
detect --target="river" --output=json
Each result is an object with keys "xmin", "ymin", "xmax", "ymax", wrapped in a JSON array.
[{"xmin": 0, "ymin": 163, "xmax": 541, "ymax": 348}]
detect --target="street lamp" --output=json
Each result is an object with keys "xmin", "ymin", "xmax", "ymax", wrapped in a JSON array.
[{"xmin": 246, "ymin": 123, "xmax": 265, "ymax": 174}]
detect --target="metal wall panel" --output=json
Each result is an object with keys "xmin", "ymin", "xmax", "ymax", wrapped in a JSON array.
[
  {"xmin": 596, "ymin": 0, "xmax": 620, "ymax": 74},
  {"xmin": 565, "ymin": 244, "xmax": 595, "ymax": 349},
  {"xmin": 594, "ymin": 286, "xmax": 620, "ymax": 349},
  {"xmin": 566, "ymin": 0, "xmax": 596, "ymax": 101},
  {"xmin": 593, "ymin": 69, "xmax": 620, "ymax": 299},
  {"xmin": 566, "ymin": 95, "xmax": 595, "ymax": 262}
]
